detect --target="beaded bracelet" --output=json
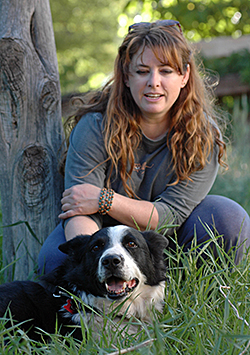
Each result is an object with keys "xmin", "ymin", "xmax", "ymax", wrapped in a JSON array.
[
  {"xmin": 103, "ymin": 188, "xmax": 114, "ymax": 214},
  {"xmin": 98, "ymin": 188, "xmax": 114, "ymax": 215}
]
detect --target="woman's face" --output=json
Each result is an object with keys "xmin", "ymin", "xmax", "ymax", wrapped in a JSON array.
[{"xmin": 126, "ymin": 46, "xmax": 190, "ymax": 129}]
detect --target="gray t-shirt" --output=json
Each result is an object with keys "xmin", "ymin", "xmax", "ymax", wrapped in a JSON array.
[{"xmin": 65, "ymin": 112, "xmax": 219, "ymax": 235}]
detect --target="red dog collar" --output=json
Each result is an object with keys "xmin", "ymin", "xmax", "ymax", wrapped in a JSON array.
[{"xmin": 63, "ymin": 298, "xmax": 76, "ymax": 314}]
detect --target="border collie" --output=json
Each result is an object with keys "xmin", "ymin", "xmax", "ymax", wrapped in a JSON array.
[{"xmin": 0, "ymin": 225, "xmax": 168, "ymax": 340}]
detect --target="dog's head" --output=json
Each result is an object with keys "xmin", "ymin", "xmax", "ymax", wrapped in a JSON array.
[{"xmin": 59, "ymin": 226, "xmax": 168, "ymax": 302}]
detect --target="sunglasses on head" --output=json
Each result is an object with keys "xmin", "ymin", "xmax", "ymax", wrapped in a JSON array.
[{"xmin": 128, "ymin": 20, "xmax": 183, "ymax": 34}]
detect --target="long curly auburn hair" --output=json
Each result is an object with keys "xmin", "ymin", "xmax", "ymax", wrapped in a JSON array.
[{"xmin": 63, "ymin": 21, "xmax": 227, "ymax": 197}]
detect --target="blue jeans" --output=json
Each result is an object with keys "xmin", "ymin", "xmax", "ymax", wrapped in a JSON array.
[{"xmin": 38, "ymin": 195, "xmax": 250, "ymax": 274}]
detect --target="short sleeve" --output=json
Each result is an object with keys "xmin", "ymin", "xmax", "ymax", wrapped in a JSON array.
[{"xmin": 64, "ymin": 112, "xmax": 108, "ymax": 229}]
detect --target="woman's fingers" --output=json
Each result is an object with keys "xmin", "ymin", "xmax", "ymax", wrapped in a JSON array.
[
  {"xmin": 58, "ymin": 210, "xmax": 76, "ymax": 219},
  {"xmin": 62, "ymin": 188, "xmax": 71, "ymax": 198},
  {"xmin": 61, "ymin": 202, "xmax": 72, "ymax": 212}
]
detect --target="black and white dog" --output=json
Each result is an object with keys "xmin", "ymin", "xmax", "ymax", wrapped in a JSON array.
[{"xmin": 0, "ymin": 225, "xmax": 168, "ymax": 340}]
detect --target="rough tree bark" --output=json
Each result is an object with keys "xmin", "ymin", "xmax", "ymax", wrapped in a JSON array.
[{"xmin": 0, "ymin": 0, "xmax": 64, "ymax": 280}]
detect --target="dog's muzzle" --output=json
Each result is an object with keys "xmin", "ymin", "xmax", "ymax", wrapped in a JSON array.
[{"xmin": 100, "ymin": 254, "xmax": 139, "ymax": 299}]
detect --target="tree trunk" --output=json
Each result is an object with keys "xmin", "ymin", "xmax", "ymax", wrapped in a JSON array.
[{"xmin": 0, "ymin": 0, "xmax": 64, "ymax": 280}]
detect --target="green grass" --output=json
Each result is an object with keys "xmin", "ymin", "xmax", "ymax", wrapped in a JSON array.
[{"xmin": 0, "ymin": 231, "xmax": 250, "ymax": 354}]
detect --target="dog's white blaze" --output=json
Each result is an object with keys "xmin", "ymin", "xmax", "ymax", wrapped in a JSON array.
[
  {"xmin": 108, "ymin": 225, "xmax": 129, "ymax": 241},
  {"xmin": 97, "ymin": 226, "xmax": 143, "ymax": 284}
]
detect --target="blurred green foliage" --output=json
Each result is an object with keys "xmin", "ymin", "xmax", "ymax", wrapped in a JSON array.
[
  {"xmin": 124, "ymin": 0, "xmax": 250, "ymax": 40},
  {"xmin": 50, "ymin": 0, "xmax": 125, "ymax": 94},
  {"xmin": 210, "ymin": 94, "xmax": 250, "ymax": 213},
  {"xmin": 203, "ymin": 49, "xmax": 250, "ymax": 84},
  {"xmin": 50, "ymin": 0, "xmax": 250, "ymax": 94}
]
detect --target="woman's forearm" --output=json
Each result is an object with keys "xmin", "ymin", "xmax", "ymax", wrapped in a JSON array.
[
  {"xmin": 64, "ymin": 215, "xmax": 99, "ymax": 241},
  {"xmin": 59, "ymin": 184, "xmax": 159, "ymax": 235},
  {"xmin": 108, "ymin": 192, "xmax": 159, "ymax": 231}
]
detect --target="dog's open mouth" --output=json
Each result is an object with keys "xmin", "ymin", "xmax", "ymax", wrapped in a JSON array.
[{"xmin": 105, "ymin": 277, "xmax": 138, "ymax": 299}]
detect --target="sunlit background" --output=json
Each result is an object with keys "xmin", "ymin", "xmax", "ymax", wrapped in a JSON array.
[{"xmin": 50, "ymin": 0, "xmax": 250, "ymax": 94}]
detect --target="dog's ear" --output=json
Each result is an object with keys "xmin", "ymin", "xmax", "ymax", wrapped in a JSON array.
[
  {"xmin": 141, "ymin": 230, "xmax": 168, "ymax": 284},
  {"xmin": 142, "ymin": 230, "xmax": 168, "ymax": 265},
  {"xmin": 58, "ymin": 235, "xmax": 90, "ymax": 256},
  {"xmin": 142, "ymin": 230, "xmax": 169, "ymax": 252}
]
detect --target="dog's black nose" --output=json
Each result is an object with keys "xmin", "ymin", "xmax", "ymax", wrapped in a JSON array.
[{"xmin": 102, "ymin": 254, "xmax": 123, "ymax": 269}]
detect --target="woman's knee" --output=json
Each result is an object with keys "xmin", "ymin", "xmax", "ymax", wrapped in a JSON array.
[{"xmin": 177, "ymin": 195, "xmax": 250, "ymax": 263}]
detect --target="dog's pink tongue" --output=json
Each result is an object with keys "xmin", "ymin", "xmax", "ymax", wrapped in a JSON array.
[
  {"xmin": 107, "ymin": 278, "xmax": 137, "ymax": 292},
  {"xmin": 108, "ymin": 277, "xmax": 125, "ymax": 292},
  {"xmin": 128, "ymin": 279, "xmax": 136, "ymax": 288}
]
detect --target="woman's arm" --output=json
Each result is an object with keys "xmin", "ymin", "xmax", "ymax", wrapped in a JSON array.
[
  {"xmin": 64, "ymin": 215, "xmax": 99, "ymax": 241},
  {"xmin": 59, "ymin": 183, "xmax": 159, "ymax": 238},
  {"xmin": 109, "ymin": 192, "xmax": 159, "ymax": 230}
]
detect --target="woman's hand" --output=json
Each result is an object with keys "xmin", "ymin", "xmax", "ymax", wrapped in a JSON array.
[{"xmin": 58, "ymin": 183, "xmax": 101, "ymax": 220}]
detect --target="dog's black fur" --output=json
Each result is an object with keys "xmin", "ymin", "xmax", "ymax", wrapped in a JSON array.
[{"xmin": 0, "ymin": 226, "xmax": 168, "ymax": 340}]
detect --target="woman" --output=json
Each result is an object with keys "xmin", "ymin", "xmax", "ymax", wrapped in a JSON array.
[{"xmin": 38, "ymin": 20, "xmax": 250, "ymax": 274}]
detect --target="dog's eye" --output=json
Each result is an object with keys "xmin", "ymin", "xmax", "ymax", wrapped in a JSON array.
[
  {"xmin": 91, "ymin": 243, "xmax": 104, "ymax": 252},
  {"xmin": 92, "ymin": 245, "xmax": 99, "ymax": 252},
  {"xmin": 126, "ymin": 241, "xmax": 137, "ymax": 248}
]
